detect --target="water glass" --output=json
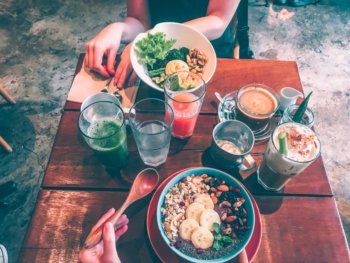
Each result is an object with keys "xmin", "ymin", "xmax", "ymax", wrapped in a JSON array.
[
  {"xmin": 164, "ymin": 71, "xmax": 206, "ymax": 139},
  {"xmin": 129, "ymin": 98, "xmax": 174, "ymax": 167},
  {"xmin": 78, "ymin": 101, "xmax": 128, "ymax": 169},
  {"xmin": 280, "ymin": 104, "xmax": 315, "ymax": 128}
]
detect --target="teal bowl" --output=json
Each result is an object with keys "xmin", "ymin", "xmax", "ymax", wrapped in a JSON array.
[{"xmin": 156, "ymin": 167, "xmax": 255, "ymax": 263}]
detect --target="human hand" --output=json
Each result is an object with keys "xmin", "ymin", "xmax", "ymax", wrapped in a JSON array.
[
  {"xmin": 79, "ymin": 208, "xmax": 129, "ymax": 263},
  {"xmin": 113, "ymin": 43, "xmax": 138, "ymax": 89},
  {"xmin": 85, "ymin": 23, "xmax": 124, "ymax": 78}
]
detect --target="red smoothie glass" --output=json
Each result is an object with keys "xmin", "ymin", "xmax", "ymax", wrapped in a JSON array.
[{"xmin": 164, "ymin": 72, "xmax": 206, "ymax": 139}]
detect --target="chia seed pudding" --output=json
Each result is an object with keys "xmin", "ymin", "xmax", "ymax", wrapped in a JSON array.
[{"xmin": 160, "ymin": 174, "xmax": 250, "ymax": 260}]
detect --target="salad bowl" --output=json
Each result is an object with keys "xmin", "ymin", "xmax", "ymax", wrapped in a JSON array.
[{"xmin": 130, "ymin": 22, "xmax": 217, "ymax": 92}]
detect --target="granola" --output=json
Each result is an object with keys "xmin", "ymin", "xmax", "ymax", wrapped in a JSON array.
[{"xmin": 161, "ymin": 174, "xmax": 210, "ymax": 241}]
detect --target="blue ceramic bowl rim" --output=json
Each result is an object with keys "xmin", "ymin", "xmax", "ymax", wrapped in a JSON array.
[{"xmin": 156, "ymin": 167, "xmax": 255, "ymax": 263}]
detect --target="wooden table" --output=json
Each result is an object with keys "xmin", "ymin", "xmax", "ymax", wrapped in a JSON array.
[{"xmin": 19, "ymin": 56, "xmax": 350, "ymax": 262}]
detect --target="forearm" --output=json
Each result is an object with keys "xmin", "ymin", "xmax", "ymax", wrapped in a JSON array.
[
  {"xmin": 119, "ymin": 0, "xmax": 149, "ymax": 43},
  {"xmin": 184, "ymin": 16, "xmax": 229, "ymax": 40},
  {"xmin": 184, "ymin": 0, "xmax": 240, "ymax": 40},
  {"xmin": 120, "ymin": 17, "xmax": 148, "ymax": 43}
]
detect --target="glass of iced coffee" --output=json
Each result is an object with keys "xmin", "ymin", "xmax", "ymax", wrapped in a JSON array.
[
  {"xmin": 235, "ymin": 83, "xmax": 279, "ymax": 133},
  {"xmin": 257, "ymin": 122, "xmax": 321, "ymax": 191}
]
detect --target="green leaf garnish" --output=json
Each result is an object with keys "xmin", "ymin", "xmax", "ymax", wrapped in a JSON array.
[
  {"xmin": 213, "ymin": 240, "xmax": 222, "ymax": 251},
  {"xmin": 213, "ymin": 223, "xmax": 221, "ymax": 234},
  {"xmin": 222, "ymin": 236, "xmax": 233, "ymax": 243},
  {"xmin": 292, "ymin": 92, "xmax": 312, "ymax": 123}
]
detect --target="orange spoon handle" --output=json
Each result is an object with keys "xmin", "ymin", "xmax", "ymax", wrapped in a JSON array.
[{"xmin": 238, "ymin": 249, "xmax": 249, "ymax": 263}]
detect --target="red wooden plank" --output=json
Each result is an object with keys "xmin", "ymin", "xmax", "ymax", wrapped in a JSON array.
[
  {"xmin": 52, "ymin": 111, "xmax": 267, "ymax": 153},
  {"xmin": 42, "ymin": 113, "xmax": 332, "ymax": 195},
  {"xmin": 19, "ymin": 190, "xmax": 350, "ymax": 263},
  {"xmin": 65, "ymin": 57, "xmax": 304, "ymax": 114}
]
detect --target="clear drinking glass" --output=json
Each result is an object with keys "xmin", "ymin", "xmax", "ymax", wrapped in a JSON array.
[
  {"xmin": 280, "ymin": 104, "xmax": 315, "ymax": 128},
  {"xmin": 78, "ymin": 101, "xmax": 128, "ymax": 169},
  {"xmin": 129, "ymin": 98, "xmax": 174, "ymax": 167},
  {"xmin": 164, "ymin": 71, "xmax": 206, "ymax": 139},
  {"xmin": 257, "ymin": 122, "xmax": 321, "ymax": 191}
]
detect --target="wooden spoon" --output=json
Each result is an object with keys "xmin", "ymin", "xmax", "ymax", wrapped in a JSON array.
[
  {"xmin": 84, "ymin": 168, "xmax": 159, "ymax": 249},
  {"xmin": 238, "ymin": 248, "xmax": 249, "ymax": 263}
]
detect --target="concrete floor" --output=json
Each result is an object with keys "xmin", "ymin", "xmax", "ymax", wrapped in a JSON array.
[{"xmin": 0, "ymin": 0, "xmax": 349, "ymax": 261}]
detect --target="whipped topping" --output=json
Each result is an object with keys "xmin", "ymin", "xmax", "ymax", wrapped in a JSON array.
[{"xmin": 273, "ymin": 123, "xmax": 320, "ymax": 162}]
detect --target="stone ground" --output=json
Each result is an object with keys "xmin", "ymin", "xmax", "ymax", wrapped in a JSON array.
[{"xmin": 0, "ymin": 0, "xmax": 349, "ymax": 261}]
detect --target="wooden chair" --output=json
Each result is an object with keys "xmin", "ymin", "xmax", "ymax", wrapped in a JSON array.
[
  {"xmin": 232, "ymin": 0, "xmax": 255, "ymax": 59},
  {"xmin": 0, "ymin": 86, "xmax": 15, "ymax": 152}
]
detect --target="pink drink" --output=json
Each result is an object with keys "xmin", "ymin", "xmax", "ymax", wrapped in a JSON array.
[{"xmin": 168, "ymin": 92, "xmax": 201, "ymax": 139}]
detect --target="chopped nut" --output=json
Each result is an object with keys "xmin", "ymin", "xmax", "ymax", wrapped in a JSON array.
[
  {"xmin": 217, "ymin": 185, "xmax": 229, "ymax": 192},
  {"xmin": 225, "ymin": 215, "xmax": 238, "ymax": 223},
  {"xmin": 221, "ymin": 212, "xmax": 227, "ymax": 221},
  {"xmin": 216, "ymin": 191, "xmax": 222, "ymax": 197}
]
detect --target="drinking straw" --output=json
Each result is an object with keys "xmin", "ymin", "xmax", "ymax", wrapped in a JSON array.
[{"xmin": 278, "ymin": 132, "xmax": 288, "ymax": 155}]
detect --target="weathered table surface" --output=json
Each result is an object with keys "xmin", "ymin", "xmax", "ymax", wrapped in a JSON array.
[{"xmin": 19, "ymin": 56, "xmax": 350, "ymax": 262}]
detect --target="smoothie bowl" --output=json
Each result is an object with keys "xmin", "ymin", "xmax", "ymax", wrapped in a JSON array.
[{"xmin": 156, "ymin": 167, "xmax": 255, "ymax": 263}]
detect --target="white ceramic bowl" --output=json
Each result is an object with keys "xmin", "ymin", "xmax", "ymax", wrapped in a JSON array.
[{"xmin": 130, "ymin": 22, "xmax": 217, "ymax": 92}]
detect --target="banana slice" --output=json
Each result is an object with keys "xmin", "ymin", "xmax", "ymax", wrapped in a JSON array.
[
  {"xmin": 194, "ymin": 194, "xmax": 214, "ymax": 209},
  {"xmin": 179, "ymin": 218, "xmax": 199, "ymax": 241},
  {"xmin": 186, "ymin": 202, "xmax": 205, "ymax": 223},
  {"xmin": 165, "ymin": 60, "xmax": 189, "ymax": 76},
  {"xmin": 191, "ymin": 226, "xmax": 214, "ymax": 250},
  {"xmin": 200, "ymin": 209, "xmax": 221, "ymax": 231}
]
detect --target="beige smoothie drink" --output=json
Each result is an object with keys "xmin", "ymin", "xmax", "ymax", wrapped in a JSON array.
[{"xmin": 257, "ymin": 122, "xmax": 321, "ymax": 191}]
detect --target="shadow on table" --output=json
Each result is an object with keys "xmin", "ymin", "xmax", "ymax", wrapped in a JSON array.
[{"xmin": 169, "ymin": 137, "xmax": 191, "ymax": 154}]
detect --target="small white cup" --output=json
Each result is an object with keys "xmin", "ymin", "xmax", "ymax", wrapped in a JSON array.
[{"xmin": 277, "ymin": 87, "xmax": 303, "ymax": 111}]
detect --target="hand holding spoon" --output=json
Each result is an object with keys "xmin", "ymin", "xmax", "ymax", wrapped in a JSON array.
[{"xmin": 84, "ymin": 168, "xmax": 159, "ymax": 249}]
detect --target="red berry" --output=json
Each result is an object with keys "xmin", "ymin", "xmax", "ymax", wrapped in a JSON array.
[
  {"xmin": 175, "ymin": 241, "xmax": 181, "ymax": 249},
  {"xmin": 235, "ymin": 187, "xmax": 241, "ymax": 193}
]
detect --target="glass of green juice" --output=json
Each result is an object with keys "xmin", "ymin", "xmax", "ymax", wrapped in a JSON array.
[{"xmin": 78, "ymin": 101, "xmax": 127, "ymax": 169}]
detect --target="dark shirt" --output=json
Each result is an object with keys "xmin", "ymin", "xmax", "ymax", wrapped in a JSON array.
[{"xmin": 148, "ymin": 0, "xmax": 234, "ymax": 58}]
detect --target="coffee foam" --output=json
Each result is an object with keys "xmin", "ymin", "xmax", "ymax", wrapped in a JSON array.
[{"xmin": 237, "ymin": 87, "xmax": 278, "ymax": 119}]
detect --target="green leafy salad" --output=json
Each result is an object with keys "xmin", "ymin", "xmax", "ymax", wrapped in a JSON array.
[{"xmin": 134, "ymin": 32, "xmax": 208, "ymax": 88}]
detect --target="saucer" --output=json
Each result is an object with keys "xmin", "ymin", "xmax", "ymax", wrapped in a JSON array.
[
  {"xmin": 146, "ymin": 168, "xmax": 262, "ymax": 263},
  {"xmin": 218, "ymin": 91, "xmax": 279, "ymax": 142}
]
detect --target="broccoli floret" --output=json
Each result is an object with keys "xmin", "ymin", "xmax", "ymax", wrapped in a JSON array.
[
  {"xmin": 165, "ymin": 49, "xmax": 185, "ymax": 62},
  {"xmin": 179, "ymin": 47, "xmax": 190, "ymax": 60},
  {"xmin": 148, "ymin": 59, "xmax": 167, "ymax": 70}
]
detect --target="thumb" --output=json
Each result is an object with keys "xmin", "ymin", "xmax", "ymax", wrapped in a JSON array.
[{"xmin": 102, "ymin": 222, "xmax": 117, "ymax": 261}]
